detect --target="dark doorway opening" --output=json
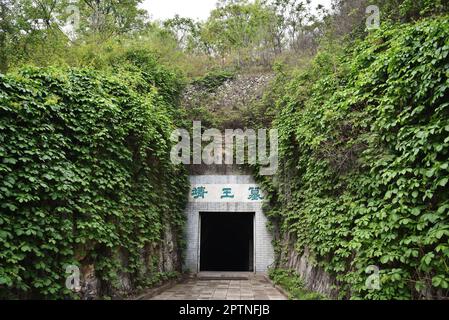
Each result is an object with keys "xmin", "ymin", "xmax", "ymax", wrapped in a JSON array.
[{"xmin": 200, "ymin": 212, "xmax": 254, "ymax": 272}]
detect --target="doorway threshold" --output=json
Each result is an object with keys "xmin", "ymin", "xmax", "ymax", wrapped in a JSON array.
[{"xmin": 197, "ymin": 272, "xmax": 254, "ymax": 280}]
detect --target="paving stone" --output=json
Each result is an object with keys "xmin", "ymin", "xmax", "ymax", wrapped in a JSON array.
[{"xmin": 149, "ymin": 277, "xmax": 286, "ymax": 300}]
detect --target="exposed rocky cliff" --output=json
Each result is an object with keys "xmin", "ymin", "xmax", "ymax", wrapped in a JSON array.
[{"xmin": 182, "ymin": 72, "xmax": 274, "ymax": 128}]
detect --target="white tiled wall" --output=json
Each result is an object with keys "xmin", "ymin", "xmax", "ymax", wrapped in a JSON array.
[{"xmin": 184, "ymin": 175, "xmax": 275, "ymax": 273}]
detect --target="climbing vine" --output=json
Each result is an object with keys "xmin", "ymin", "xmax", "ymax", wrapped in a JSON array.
[
  {"xmin": 259, "ymin": 16, "xmax": 449, "ymax": 300},
  {"xmin": 0, "ymin": 65, "xmax": 189, "ymax": 299}
]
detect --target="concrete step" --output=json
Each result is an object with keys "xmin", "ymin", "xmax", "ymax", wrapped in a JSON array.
[
  {"xmin": 196, "ymin": 272, "xmax": 258, "ymax": 280},
  {"xmin": 197, "ymin": 272, "xmax": 252, "ymax": 280}
]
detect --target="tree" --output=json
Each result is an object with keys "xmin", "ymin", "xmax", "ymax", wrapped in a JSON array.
[
  {"xmin": 0, "ymin": 1, "xmax": 14, "ymax": 72},
  {"xmin": 163, "ymin": 15, "xmax": 210, "ymax": 53},
  {"xmin": 262, "ymin": 0, "xmax": 321, "ymax": 53},
  {"xmin": 78, "ymin": 0, "xmax": 147, "ymax": 40},
  {"xmin": 0, "ymin": 0, "xmax": 73, "ymax": 72},
  {"xmin": 202, "ymin": 0, "xmax": 274, "ymax": 65}
]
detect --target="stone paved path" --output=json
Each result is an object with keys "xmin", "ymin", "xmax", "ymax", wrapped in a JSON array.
[{"xmin": 150, "ymin": 275, "xmax": 286, "ymax": 300}]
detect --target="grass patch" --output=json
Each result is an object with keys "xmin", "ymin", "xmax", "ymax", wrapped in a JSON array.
[
  {"xmin": 192, "ymin": 69, "xmax": 236, "ymax": 92},
  {"xmin": 268, "ymin": 269, "xmax": 327, "ymax": 300}
]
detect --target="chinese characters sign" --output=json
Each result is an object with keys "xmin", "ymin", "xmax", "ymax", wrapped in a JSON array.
[{"xmin": 189, "ymin": 184, "xmax": 265, "ymax": 203}]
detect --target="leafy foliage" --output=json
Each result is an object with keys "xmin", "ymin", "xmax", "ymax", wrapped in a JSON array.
[
  {"xmin": 269, "ymin": 268, "xmax": 326, "ymax": 300},
  {"xmin": 0, "ymin": 66, "xmax": 189, "ymax": 299},
  {"xmin": 259, "ymin": 16, "xmax": 449, "ymax": 300},
  {"xmin": 191, "ymin": 69, "xmax": 236, "ymax": 92},
  {"xmin": 2, "ymin": 0, "xmax": 449, "ymax": 302}
]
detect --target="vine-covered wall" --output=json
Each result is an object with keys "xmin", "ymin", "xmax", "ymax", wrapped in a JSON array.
[
  {"xmin": 259, "ymin": 16, "xmax": 449, "ymax": 300},
  {"xmin": 0, "ymin": 63, "xmax": 189, "ymax": 299}
]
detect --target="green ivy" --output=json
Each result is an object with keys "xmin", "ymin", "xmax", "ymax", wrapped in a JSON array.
[
  {"xmin": 0, "ymin": 66, "xmax": 189, "ymax": 299},
  {"xmin": 260, "ymin": 16, "xmax": 449, "ymax": 300}
]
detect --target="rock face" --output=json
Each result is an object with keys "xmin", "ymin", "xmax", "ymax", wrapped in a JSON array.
[
  {"xmin": 183, "ymin": 73, "xmax": 274, "ymax": 111},
  {"xmin": 186, "ymin": 73, "xmax": 273, "ymax": 110},
  {"xmin": 80, "ymin": 264, "xmax": 98, "ymax": 299},
  {"xmin": 278, "ymin": 234, "xmax": 339, "ymax": 299},
  {"xmin": 78, "ymin": 225, "xmax": 181, "ymax": 300},
  {"xmin": 182, "ymin": 72, "xmax": 274, "ymax": 128},
  {"xmin": 158, "ymin": 224, "xmax": 182, "ymax": 273}
]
